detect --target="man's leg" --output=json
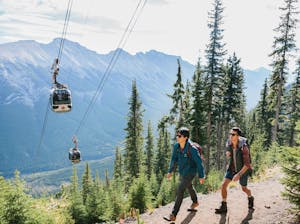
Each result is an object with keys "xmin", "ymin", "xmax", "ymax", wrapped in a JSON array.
[
  {"xmin": 187, "ymin": 177, "xmax": 199, "ymax": 209},
  {"xmin": 172, "ymin": 175, "xmax": 193, "ymax": 216},
  {"xmin": 221, "ymin": 178, "xmax": 231, "ymax": 201},
  {"xmin": 215, "ymin": 171, "xmax": 232, "ymax": 214},
  {"xmin": 187, "ymin": 178, "xmax": 197, "ymax": 203},
  {"xmin": 240, "ymin": 173, "xmax": 254, "ymax": 209},
  {"xmin": 215, "ymin": 178, "xmax": 231, "ymax": 213}
]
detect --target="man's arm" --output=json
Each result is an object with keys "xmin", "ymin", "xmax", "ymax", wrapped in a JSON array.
[
  {"xmin": 190, "ymin": 146, "xmax": 205, "ymax": 179},
  {"xmin": 233, "ymin": 145, "xmax": 251, "ymax": 181}
]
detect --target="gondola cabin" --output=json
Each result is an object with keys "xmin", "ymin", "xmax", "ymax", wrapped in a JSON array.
[
  {"xmin": 50, "ymin": 87, "xmax": 72, "ymax": 112},
  {"xmin": 69, "ymin": 148, "xmax": 81, "ymax": 164}
]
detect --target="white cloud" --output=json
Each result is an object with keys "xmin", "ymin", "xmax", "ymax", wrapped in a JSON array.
[{"xmin": 0, "ymin": 0, "xmax": 299, "ymax": 73}]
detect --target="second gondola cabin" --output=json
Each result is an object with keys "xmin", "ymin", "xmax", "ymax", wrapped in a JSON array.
[{"xmin": 50, "ymin": 87, "xmax": 72, "ymax": 112}]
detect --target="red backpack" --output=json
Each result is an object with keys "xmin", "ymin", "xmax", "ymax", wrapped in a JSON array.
[{"xmin": 188, "ymin": 141, "xmax": 205, "ymax": 161}]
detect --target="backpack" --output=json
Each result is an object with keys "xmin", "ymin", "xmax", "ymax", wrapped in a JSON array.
[
  {"xmin": 239, "ymin": 137, "xmax": 251, "ymax": 163},
  {"xmin": 186, "ymin": 141, "xmax": 205, "ymax": 161}
]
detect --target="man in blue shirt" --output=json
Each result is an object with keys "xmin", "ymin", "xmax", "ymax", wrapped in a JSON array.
[{"xmin": 164, "ymin": 127, "xmax": 205, "ymax": 222}]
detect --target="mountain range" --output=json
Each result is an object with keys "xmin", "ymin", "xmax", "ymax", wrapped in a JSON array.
[{"xmin": 0, "ymin": 39, "xmax": 269, "ymax": 177}]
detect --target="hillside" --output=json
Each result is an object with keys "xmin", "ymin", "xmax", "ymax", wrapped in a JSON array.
[{"xmin": 126, "ymin": 167, "xmax": 297, "ymax": 224}]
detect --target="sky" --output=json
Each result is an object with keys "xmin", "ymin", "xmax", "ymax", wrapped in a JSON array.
[{"xmin": 0, "ymin": 0, "xmax": 299, "ymax": 74}]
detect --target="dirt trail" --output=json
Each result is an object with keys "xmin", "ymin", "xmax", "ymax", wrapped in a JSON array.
[{"xmin": 127, "ymin": 167, "xmax": 298, "ymax": 224}]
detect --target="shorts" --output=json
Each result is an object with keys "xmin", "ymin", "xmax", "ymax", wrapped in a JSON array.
[{"xmin": 225, "ymin": 169, "xmax": 250, "ymax": 186}]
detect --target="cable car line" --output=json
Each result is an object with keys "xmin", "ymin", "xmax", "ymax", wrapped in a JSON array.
[
  {"xmin": 35, "ymin": 101, "xmax": 50, "ymax": 158},
  {"xmin": 74, "ymin": 0, "xmax": 147, "ymax": 136},
  {"xmin": 36, "ymin": 0, "xmax": 147, "ymax": 164},
  {"xmin": 58, "ymin": 0, "xmax": 74, "ymax": 62},
  {"xmin": 36, "ymin": 0, "xmax": 74, "ymax": 156}
]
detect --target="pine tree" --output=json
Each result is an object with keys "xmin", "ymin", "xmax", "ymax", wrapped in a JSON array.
[
  {"xmin": 82, "ymin": 162, "xmax": 92, "ymax": 205},
  {"xmin": 145, "ymin": 121, "xmax": 154, "ymax": 179},
  {"xmin": 204, "ymin": 0, "xmax": 227, "ymax": 173},
  {"xmin": 85, "ymin": 172, "xmax": 105, "ymax": 224},
  {"xmin": 256, "ymin": 78, "xmax": 272, "ymax": 145},
  {"xmin": 155, "ymin": 116, "xmax": 170, "ymax": 183},
  {"xmin": 222, "ymin": 53, "xmax": 246, "ymax": 127},
  {"xmin": 281, "ymin": 121, "xmax": 300, "ymax": 212},
  {"xmin": 155, "ymin": 128, "xmax": 166, "ymax": 184},
  {"xmin": 167, "ymin": 58, "xmax": 185, "ymax": 127},
  {"xmin": 285, "ymin": 59, "xmax": 300, "ymax": 146},
  {"xmin": 190, "ymin": 58, "xmax": 207, "ymax": 145},
  {"xmin": 128, "ymin": 173, "xmax": 152, "ymax": 214},
  {"xmin": 268, "ymin": 0, "xmax": 299, "ymax": 142},
  {"xmin": 113, "ymin": 146, "xmax": 123, "ymax": 180},
  {"xmin": 2, "ymin": 171, "xmax": 29, "ymax": 224},
  {"xmin": 124, "ymin": 80, "xmax": 144, "ymax": 183},
  {"xmin": 216, "ymin": 53, "xmax": 245, "ymax": 169},
  {"xmin": 69, "ymin": 166, "xmax": 87, "ymax": 223},
  {"xmin": 182, "ymin": 80, "xmax": 193, "ymax": 126}
]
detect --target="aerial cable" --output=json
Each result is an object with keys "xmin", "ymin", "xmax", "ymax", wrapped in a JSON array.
[
  {"xmin": 74, "ymin": 0, "xmax": 147, "ymax": 136},
  {"xmin": 35, "ymin": 0, "xmax": 74, "ymax": 155},
  {"xmin": 35, "ymin": 101, "xmax": 50, "ymax": 157},
  {"xmin": 58, "ymin": 0, "xmax": 74, "ymax": 63}
]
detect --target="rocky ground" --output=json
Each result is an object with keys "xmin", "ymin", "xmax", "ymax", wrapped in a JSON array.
[{"xmin": 125, "ymin": 167, "xmax": 299, "ymax": 224}]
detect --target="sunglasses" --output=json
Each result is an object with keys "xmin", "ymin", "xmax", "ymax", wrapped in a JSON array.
[
  {"xmin": 176, "ymin": 134, "xmax": 183, "ymax": 138},
  {"xmin": 229, "ymin": 133, "xmax": 237, "ymax": 136}
]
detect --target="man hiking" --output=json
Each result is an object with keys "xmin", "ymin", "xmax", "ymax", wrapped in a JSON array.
[
  {"xmin": 164, "ymin": 127, "xmax": 205, "ymax": 222},
  {"xmin": 215, "ymin": 127, "xmax": 254, "ymax": 214}
]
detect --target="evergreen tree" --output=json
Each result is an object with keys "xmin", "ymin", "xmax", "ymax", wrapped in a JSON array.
[
  {"xmin": 128, "ymin": 173, "xmax": 152, "ymax": 214},
  {"xmin": 204, "ymin": 0, "xmax": 227, "ymax": 173},
  {"xmin": 281, "ymin": 122, "xmax": 300, "ymax": 212},
  {"xmin": 190, "ymin": 58, "xmax": 207, "ymax": 145},
  {"xmin": 167, "ymin": 58, "xmax": 185, "ymax": 127},
  {"xmin": 155, "ymin": 116, "xmax": 171, "ymax": 183},
  {"xmin": 2, "ymin": 171, "xmax": 29, "ymax": 224},
  {"xmin": 216, "ymin": 53, "xmax": 245, "ymax": 169},
  {"xmin": 113, "ymin": 146, "xmax": 123, "ymax": 180},
  {"xmin": 124, "ymin": 80, "xmax": 144, "ymax": 183},
  {"xmin": 268, "ymin": 0, "xmax": 299, "ymax": 142},
  {"xmin": 145, "ymin": 121, "xmax": 155, "ymax": 179},
  {"xmin": 69, "ymin": 166, "xmax": 87, "ymax": 223},
  {"xmin": 85, "ymin": 172, "xmax": 105, "ymax": 224},
  {"xmin": 222, "ymin": 53, "xmax": 246, "ymax": 127},
  {"xmin": 105, "ymin": 180, "xmax": 127, "ymax": 222},
  {"xmin": 285, "ymin": 59, "xmax": 300, "ymax": 146},
  {"xmin": 182, "ymin": 80, "xmax": 193, "ymax": 126},
  {"xmin": 82, "ymin": 162, "xmax": 92, "ymax": 205},
  {"xmin": 256, "ymin": 78, "xmax": 272, "ymax": 145},
  {"xmin": 155, "ymin": 128, "xmax": 166, "ymax": 184}
]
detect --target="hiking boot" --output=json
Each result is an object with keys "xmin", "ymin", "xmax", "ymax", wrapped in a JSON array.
[
  {"xmin": 190, "ymin": 202, "xmax": 199, "ymax": 210},
  {"xmin": 248, "ymin": 196, "xmax": 254, "ymax": 209},
  {"xmin": 215, "ymin": 201, "xmax": 227, "ymax": 214},
  {"xmin": 163, "ymin": 213, "xmax": 176, "ymax": 222}
]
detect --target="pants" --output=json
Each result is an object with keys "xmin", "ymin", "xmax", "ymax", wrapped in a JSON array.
[{"xmin": 172, "ymin": 174, "xmax": 197, "ymax": 216}]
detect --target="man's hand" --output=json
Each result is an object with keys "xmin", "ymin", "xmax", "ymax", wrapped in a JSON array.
[
  {"xmin": 233, "ymin": 173, "xmax": 240, "ymax": 182},
  {"xmin": 167, "ymin": 172, "xmax": 172, "ymax": 180},
  {"xmin": 199, "ymin": 178, "xmax": 205, "ymax": 184},
  {"xmin": 226, "ymin": 151, "xmax": 231, "ymax": 158}
]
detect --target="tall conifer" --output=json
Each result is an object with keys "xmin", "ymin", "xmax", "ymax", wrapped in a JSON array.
[
  {"xmin": 124, "ymin": 80, "xmax": 144, "ymax": 182},
  {"xmin": 190, "ymin": 58, "xmax": 207, "ymax": 145},
  {"xmin": 145, "ymin": 121, "xmax": 154, "ymax": 179},
  {"xmin": 82, "ymin": 162, "xmax": 92, "ymax": 205},
  {"xmin": 268, "ymin": 0, "xmax": 299, "ymax": 142},
  {"xmin": 168, "ymin": 59, "xmax": 185, "ymax": 127},
  {"xmin": 285, "ymin": 59, "xmax": 300, "ymax": 146},
  {"xmin": 204, "ymin": 0, "xmax": 227, "ymax": 172}
]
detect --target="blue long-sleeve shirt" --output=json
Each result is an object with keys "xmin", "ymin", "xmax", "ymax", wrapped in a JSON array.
[{"xmin": 168, "ymin": 140, "xmax": 205, "ymax": 178}]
